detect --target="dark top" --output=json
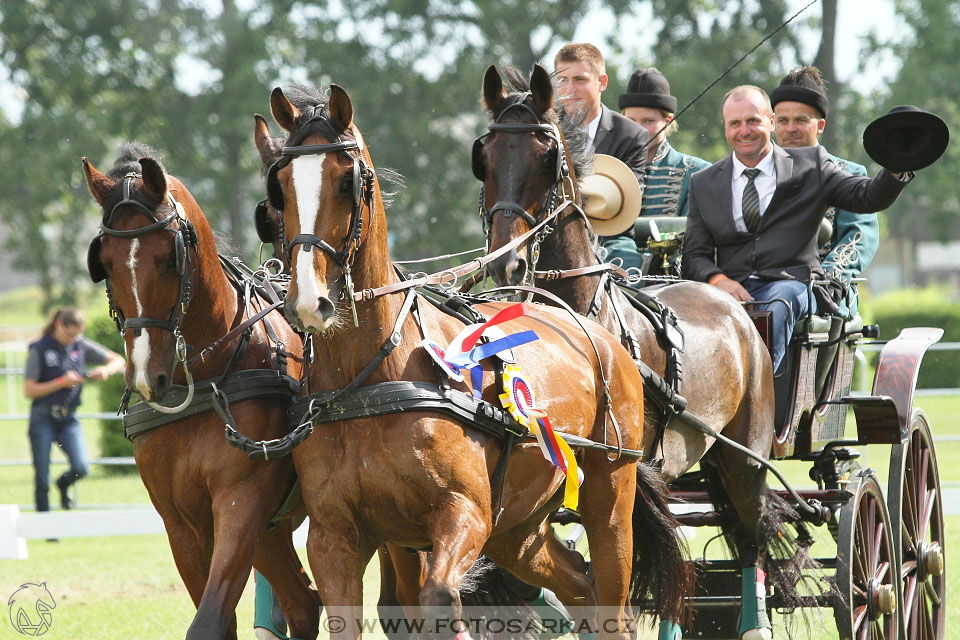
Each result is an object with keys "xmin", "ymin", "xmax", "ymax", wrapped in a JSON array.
[
  {"xmin": 26, "ymin": 335, "xmax": 110, "ymax": 412},
  {"xmin": 682, "ymin": 144, "xmax": 910, "ymax": 283}
]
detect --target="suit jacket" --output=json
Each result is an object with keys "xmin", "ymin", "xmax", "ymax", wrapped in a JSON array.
[
  {"xmin": 593, "ymin": 104, "xmax": 650, "ymax": 187},
  {"xmin": 682, "ymin": 144, "xmax": 909, "ymax": 283}
]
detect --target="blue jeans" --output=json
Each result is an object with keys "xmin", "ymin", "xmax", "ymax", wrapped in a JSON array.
[
  {"xmin": 28, "ymin": 406, "xmax": 89, "ymax": 512},
  {"xmin": 742, "ymin": 278, "xmax": 816, "ymax": 375}
]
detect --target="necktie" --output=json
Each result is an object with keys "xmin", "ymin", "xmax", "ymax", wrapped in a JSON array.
[{"xmin": 741, "ymin": 168, "xmax": 762, "ymax": 232}]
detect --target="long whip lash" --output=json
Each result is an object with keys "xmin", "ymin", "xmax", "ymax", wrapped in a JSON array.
[{"xmin": 650, "ymin": 0, "xmax": 820, "ymax": 140}]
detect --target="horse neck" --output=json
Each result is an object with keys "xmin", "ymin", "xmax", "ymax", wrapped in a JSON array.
[
  {"xmin": 178, "ymin": 217, "xmax": 240, "ymax": 370},
  {"xmin": 533, "ymin": 202, "xmax": 606, "ymax": 313},
  {"xmin": 309, "ymin": 197, "xmax": 409, "ymax": 386}
]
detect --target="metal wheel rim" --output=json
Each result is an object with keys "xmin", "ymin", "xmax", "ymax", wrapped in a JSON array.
[
  {"xmin": 835, "ymin": 470, "xmax": 900, "ymax": 639},
  {"xmin": 888, "ymin": 409, "xmax": 945, "ymax": 640}
]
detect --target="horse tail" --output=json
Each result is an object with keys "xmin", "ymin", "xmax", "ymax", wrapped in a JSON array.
[{"xmin": 630, "ymin": 461, "xmax": 693, "ymax": 623}]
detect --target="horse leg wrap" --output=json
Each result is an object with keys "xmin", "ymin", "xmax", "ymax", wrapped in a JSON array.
[
  {"xmin": 658, "ymin": 619, "xmax": 683, "ymax": 640},
  {"xmin": 738, "ymin": 566, "xmax": 772, "ymax": 639},
  {"xmin": 254, "ymin": 570, "xmax": 289, "ymax": 639},
  {"xmin": 523, "ymin": 587, "xmax": 574, "ymax": 638}
]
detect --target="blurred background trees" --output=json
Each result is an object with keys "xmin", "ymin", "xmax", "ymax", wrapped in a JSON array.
[{"xmin": 0, "ymin": 0, "xmax": 953, "ymax": 311}]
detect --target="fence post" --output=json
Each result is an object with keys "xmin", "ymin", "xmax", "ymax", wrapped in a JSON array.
[{"xmin": 0, "ymin": 504, "xmax": 27, "ymax": 559}]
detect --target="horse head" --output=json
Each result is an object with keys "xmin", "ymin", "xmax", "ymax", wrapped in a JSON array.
[
  {"xmin": 264, "ymin": 85, "xmax": 378, "ymax": 333},
  {"xmin": 477, "ymin": 64, "xmax": 582, "ymax": 286},
  {"xmin": 83, "ymin": 147, "xmax": 206, "ymax": 401}
]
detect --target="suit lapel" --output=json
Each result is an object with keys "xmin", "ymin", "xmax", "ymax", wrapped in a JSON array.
[
  {"xmin": 765, "ymin": 145, "xmax": 794, "ymax": 218},
  {"xmin": 713, "ymin": 156, "xmax": 735, "ymax": 234},
  {"xmin": 593, "ymin": 105, "xmax": 614, "ymax": 152}
]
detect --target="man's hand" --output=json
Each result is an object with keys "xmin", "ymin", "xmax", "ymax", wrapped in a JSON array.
[
  {"xmin": 87, "ymin": 367, "xmax": 109, "ymax": 382},
  {"xmin": 60, "ymin": 371, "xmax": 85, "ymax": 388},
  {"xmin": 709, "ymin": 274, "xmax": 754, "ymax": 301}
]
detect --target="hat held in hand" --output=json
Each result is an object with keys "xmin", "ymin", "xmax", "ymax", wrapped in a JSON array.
[
  {"xmin": 863, "ymin": 105, "xmax": 949, "ymax": 172},
  {"xmin": 581, "ymin": 154, "xmax": 643, "ymax": 236}
]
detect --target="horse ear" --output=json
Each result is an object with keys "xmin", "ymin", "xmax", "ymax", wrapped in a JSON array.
[
  {"xmin": 254, "ymin": 114, "xmax": 282, "ymax": 168},
  {"xmin": 328, "ymin": 84, "xmax": 354, "ymax": 131},
  {"xmin": 139, "ymin": 158, "xmax": 167, "ymax": 202},
  {"xmin": 271, "ymin": 87, "xmax": 301, "ymax": 132},
  {"xmin": 482, "ymin": 65, "xmax": 505, "ymax": 111},
  {"xmin": 530, "ymin": 64, "xmax": 553, "ymax": 112},
  {"xmin": 82, "ymin": 157, "xmax": 113, "ymax": 206}
]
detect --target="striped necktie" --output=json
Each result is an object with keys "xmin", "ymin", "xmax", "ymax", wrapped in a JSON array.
[{"xmin": 741, "ymin": 168, "xmax": 762, "ymax": 232}]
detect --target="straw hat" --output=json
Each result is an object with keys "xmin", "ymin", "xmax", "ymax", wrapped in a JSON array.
[{"xmin": 581, "ymin": 154, "xmax": 643, "ymax": 236}]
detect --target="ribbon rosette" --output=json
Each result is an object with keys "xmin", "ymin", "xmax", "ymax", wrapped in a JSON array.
[{"xmin": 499, "ymin": 364, "xmax": 581, "ymax": 512}]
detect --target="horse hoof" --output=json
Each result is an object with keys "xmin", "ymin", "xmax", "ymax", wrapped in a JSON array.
[{"xmin": 740, "ymin": 628, "xmax": 772, "ymax": 640}]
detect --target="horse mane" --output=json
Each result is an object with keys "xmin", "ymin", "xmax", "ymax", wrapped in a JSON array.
[
  {"xmin": 493, "ymin": 66, "xmax": 593, "ymax": 181},
  {"xmin": 107, "ymin": 141, "xmax": 167, "ymax": 181}
]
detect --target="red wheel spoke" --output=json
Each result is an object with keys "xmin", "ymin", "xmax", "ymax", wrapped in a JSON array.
[
  {"xmin": 918, "ymin": 487, "xmax": 936, "ymax": 541},
  {"xmin": 853, "ymin": 603, "xmax": 869, "ymax": 632},
  {"xmin": 871, "ymin": 521, "xmax": 884, "ymax": 570},
  {"xmin": 903, "ymin": 574, "xmax": 917, "ymax": 623},
  {"xmin": 921, "ymin": 597, "xmax": 935, "ymax": 640},
  {"xmin": 902, "ymin": 519, "xmax": 918, "ymax": 557},
  {"xmin": 922, "ymin": 579, "xmax": 941, "ymax": 607},
  {"xmin": 853, "ymin": 583, "xmax": 867, "ymax": 599},
  {"xmin": 874, "ymin": 559, "xmax": 890, "ymax": 583}
]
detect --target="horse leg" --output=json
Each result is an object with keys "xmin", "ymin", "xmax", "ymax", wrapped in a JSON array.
[
  {"xmin": 713, "ymin": 448, "xmax": 772, "ymax": 640},
  {"xmin": 576, "ymin": 453, "xmax": 639, "ymax": 639},
  {"xmin": 419, "ymin": 503, "xmax": 490, "ymax": 640},
  {"xmin": 253, "ymin": 519, "xmax": 322, "ymax": 640},
  {"xmin": 377, "ymin": 545, "xmax": 421, "ymax": 640},
  {"xmin": 305, "ymin": 518, "xmax": 377, "ymax": 640},
  {"xmin": 484, "ymin": 519, "xmax": 595, "ymax": 636},
  {"xmin": 185, "ymin": 496, "xmax": 274, "ymax": 640}
]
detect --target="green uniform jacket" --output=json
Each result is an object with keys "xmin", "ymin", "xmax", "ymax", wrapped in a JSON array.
[
  {"xmin": 602, "ymin": 141, "xmax": 711, "ymax": 271},
  {"xmin": 823, "ymin": 152, "xmax": 880, "ymax": 317}
]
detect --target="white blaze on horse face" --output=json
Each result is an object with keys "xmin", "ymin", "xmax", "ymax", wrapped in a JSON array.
[
  {"xmin": 291, "ymin": 155, "xmax": 331, "ymax": 327},
  {"xmin": 126, "ymin": 239, "xmax": 152, "ymax": 396}
]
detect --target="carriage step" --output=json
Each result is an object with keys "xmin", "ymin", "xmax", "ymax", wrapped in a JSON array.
[{"xmin": 671, "ymin": 488, "xmax": 852, "ymax": 505}]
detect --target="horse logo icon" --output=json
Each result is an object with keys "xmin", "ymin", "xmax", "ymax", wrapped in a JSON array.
[{"xmin": 7, "ymin": 583, "xmax": 56, "ymax": 636}]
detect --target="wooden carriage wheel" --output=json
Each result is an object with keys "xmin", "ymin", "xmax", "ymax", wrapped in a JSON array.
[
  {"xmin": 888, "ymin": 409, "xmax": 945, "ymax": 640},
  {"xmin": 835, "ymin": 470, "xmax": 900, "ymax": 639}
]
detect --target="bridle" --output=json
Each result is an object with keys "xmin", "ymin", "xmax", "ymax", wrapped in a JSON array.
[
  {"xmin": 264, "ymin": 111, "xmax": 375, "ymax": 321},
  {"xmin": 87, "ymin": 172, "xmax": 200, "ymax": 413},
  {"xmin": 472, "ymin": 98, "xmax": 577, "ymax": 275},
  {"xmin": 88, "ymin": 173, "xmax": 199, "ymax": 340}
]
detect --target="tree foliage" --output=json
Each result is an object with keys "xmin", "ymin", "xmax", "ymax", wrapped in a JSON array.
[{"xmin": 0, "ymin": 0, "xmax": 954, "ymax": 311}]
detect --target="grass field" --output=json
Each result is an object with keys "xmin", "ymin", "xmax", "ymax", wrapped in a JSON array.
[{"xmin": 0, "ymin": 287, "xmax": 957, "ymax": 638}]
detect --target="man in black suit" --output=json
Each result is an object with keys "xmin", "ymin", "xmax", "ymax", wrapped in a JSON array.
[
  {"xmin": 554, "ymin": 43, "xmax": 651, "ymax": 257},
  {"xmin": 683, "ymin": 85, "xmax": 911, "ymax": 373}
]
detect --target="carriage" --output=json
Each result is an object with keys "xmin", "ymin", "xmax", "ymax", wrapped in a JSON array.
[{"xmin": 632, "ymin": 215, "xmax": 945, "ymax": 640}]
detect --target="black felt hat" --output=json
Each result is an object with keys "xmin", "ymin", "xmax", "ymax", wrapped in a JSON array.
[
  {"xmin": 863, "ymin": 105, "xmax": 949, "ymax": 172},
  {"xmin": 618, "ymin": 69, "xmax": 677, "ymax": 113},
  {"xmin": 770, "ymin": 74, "xmax": 829, "ymax": 119}
]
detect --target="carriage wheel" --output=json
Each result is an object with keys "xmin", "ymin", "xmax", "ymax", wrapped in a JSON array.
[
  {"xmin": 835, "ymin": 469, "xmax": 900, "ymax": 639},
  {"xmin": 888, "ymin": 409, "xmax": 945, "ymax": 640}
]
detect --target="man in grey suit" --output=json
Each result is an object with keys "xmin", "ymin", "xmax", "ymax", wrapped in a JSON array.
[
  {"xmin": 554, "ymin": 43, "xmax": 650, "ymax": 256},
  {"xmin": 683, "ymin": 85, "xmax": 912, "ymax": 373}
]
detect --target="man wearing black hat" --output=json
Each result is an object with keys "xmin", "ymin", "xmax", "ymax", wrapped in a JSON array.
[
  {"xmin": 620, "ymin": 68, "xmax": 712, "ymax": 217},
  {"xmin": 771, "ymin": 65, "xmax": 878, "ymax": 318},
  {"xmin": 682, "ymin": 85, "xmax": 913, "ymax": 376}
]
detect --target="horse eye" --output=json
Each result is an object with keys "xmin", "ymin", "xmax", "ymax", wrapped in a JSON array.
[
  {"xmin": 540, "ymin": 153, "xmax": 555, "ymax": 172},
  {"xmin": 339, "ymin": 174, "xmax": 353, "ymax": 193}
]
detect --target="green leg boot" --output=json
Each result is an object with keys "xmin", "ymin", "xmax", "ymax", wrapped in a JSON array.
[
  {"xmin": 738, "ymin": 566, "xmax": 772, "ymax": 640},
  {"xmin": 658, "ymin": 619, "xmax": 682, "ymax": 639},
  {"xmin": 254, "ymin": 570, "xmax": 291, "ymax": 640}
]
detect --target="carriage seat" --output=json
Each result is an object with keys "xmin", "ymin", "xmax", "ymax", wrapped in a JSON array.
[{"xmin": 794, "ymin": 313, "xmax": 863, "ymax": 336}]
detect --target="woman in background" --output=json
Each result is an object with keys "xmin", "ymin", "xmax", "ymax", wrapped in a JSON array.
[{"xmin": 24, "ymin": 308, "xmax": 124, "ymax": 512}]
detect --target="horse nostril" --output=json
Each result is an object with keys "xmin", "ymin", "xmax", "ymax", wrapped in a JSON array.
[
  {"xmin": 316, "ymin": 296, "xmax": 335, "ymax": 320},
  {"xmin": 506, "ymin": 257, "xmax": 527, "ymax": 285},
  {"xmin": 155, "ymin": 373, "xmax": 169, "ymax": 395}
]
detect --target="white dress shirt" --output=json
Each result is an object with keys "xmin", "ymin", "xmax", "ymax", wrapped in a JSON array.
[
  {"xmin": 585, "ymin": 112, "xmax": 601, "ymax": 149},
  {"xmin": 731, "ymin": 148, "xmax": 777, "ymax": 233}
]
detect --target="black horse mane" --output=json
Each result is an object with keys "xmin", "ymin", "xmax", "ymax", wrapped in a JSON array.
[
  {"xmin": 277, "ymin": 84, "xmax": 405, "ymax": 207},
  {"xmin": 493, "ymin": 67, "xmax": 593, "ymax": 182},
  {"xmin": 98, "ymin": 142, "xmax": 169, "ymax": 223},
  {"xmin": 107, "ymin": 141, "xmax": 167, "ymax": 180}
]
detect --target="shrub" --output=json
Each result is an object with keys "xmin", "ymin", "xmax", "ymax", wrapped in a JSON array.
[
  {"xmin": 861, "ymin": 286, "xmax": 960, "ymax": 390},
  {"xmin": 85, "ymin": 314, "xmax": 134, "ymax": 473}
]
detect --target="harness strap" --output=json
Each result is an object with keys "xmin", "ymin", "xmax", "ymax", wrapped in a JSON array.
[{"xmin": 122, "ymin": 370, "xmax": 300, "ymax": 440}]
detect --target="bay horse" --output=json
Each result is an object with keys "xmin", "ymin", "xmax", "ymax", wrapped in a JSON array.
[
  {"xmin": 83, "ymin": 143, "xmax": 320, "ymax": 640},
  {"xmin": 476, "ymin": 65, "xmax": 803, "ymax": 640},
  {"xmin": 257, "ymin": 83, "xmax": 687, "ymax": 639}
]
